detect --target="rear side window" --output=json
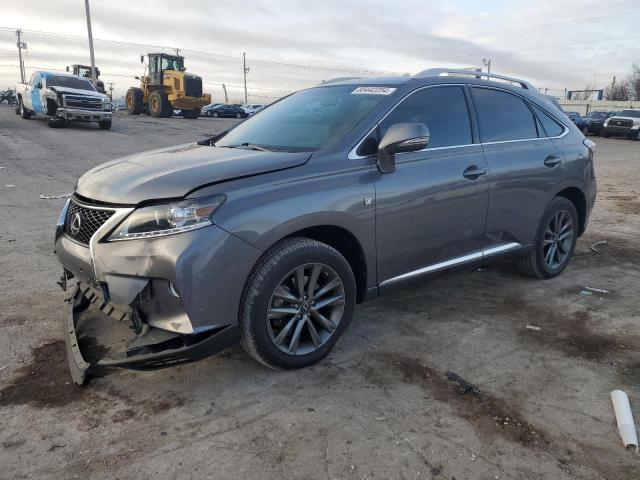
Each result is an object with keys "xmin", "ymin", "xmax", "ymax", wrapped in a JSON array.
[
  {"xmin": 472, "ymin": 88, "xmax": 537, "ymax": 142},
  {"xmin": 531, "ymin": 104, "xmax": 565, "ymax": 137},
  {"xmin": 379, "ymin": 86, "xmax": 472, "ymax": 149}
]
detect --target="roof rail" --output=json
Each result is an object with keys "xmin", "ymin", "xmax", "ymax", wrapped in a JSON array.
[
  {"xmin": 415, "ymin": 68, "xmax": 536, "ymax": 90},
  {"xmin": 320, "ymin": 76, "xmax": 362, "ymax": 85}
]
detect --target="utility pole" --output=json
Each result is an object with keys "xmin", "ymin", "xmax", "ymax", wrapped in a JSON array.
[
  {"xmin": 483, "ymin": 58, "xmax": 491, "ymax": 74},
  {"xmin": 107, "ymin": 82, "xmax": 114, "ymax": 99},
  {"xmin": 84, "ymin": 0, "xmax": 97, "ymax": 87},
  {"xmin": 15, "ymin": 29, "xmax": 25, "ymax": 83},
  {"xmin": 175, "ymin": 48, "xmax": 180, "ymax": 56},
  {"xmin": 222, "ymin": 83, "xmax": 228, "ymax": 103},
  {"xmin": 243, "ymin": 52, "xmax": 249, "ymax": 104}
]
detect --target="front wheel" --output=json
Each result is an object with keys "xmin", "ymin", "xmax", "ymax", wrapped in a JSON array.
[
  {"xmin": 19, "ymin": 100, "xmax": 31, "ymax": 119},
  {"xmin": 98, "ymin": 120, "xmax": 112, "ymax": 130},
  {"xmin": 240, "ymin": 238, "xmax": 356, "ymax": 369},
  {"xmin": 582, "ymin": 126, "xmax": 589, "ymax": 135},
  {"xmin": 601, "ymin": 131, "xmax": 610, "ymax": 138},
  {"xmin": 514, "ymin": 197, "xmax": 578, "ymax": 279}
]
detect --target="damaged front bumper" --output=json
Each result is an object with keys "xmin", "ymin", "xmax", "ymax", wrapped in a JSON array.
[
  {"xmin": 54, "ymin": 196, "xmax": 262, "ymax": 384},
  {"xmin": 56, "ymin": 107, "xmax": 112, "ymax": 123},
  {"xmin": 64, "ymin": 279, "xmax": 239, "ymax": 385}
]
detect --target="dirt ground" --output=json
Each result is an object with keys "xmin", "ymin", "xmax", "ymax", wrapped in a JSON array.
[{"xmin": 0, "ymin": 104, "xmax": 639, "ymax": 480}]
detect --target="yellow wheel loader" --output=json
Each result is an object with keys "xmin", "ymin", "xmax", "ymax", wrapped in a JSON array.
[{"xmin": 126, "ymin": 53, "xmax": 211, "ymax": 119}]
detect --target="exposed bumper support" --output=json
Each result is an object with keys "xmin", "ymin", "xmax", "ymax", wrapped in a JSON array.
[
  {"xmin": 63, "ymin": 282, "xmax": 240, "ymax": 385},
  {"xmin": 56, "ymin": 107, "xmax": 112, "ymax": 122}
]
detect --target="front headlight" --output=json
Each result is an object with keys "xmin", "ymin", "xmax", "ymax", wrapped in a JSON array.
[
  {"xmin": 107, "ymin": 195, "xmax": 226, "ymax": 241},
  {"xmin": 604, "ymin": 119, "xmax": 610, "ymax": 127},
  {"xmin": 102, "ymin": 98, "xmax": 112, "ymax": 111}
]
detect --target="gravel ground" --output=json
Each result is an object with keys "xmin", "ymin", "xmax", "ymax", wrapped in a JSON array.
[{"xmin": 0, "ymin": 104, "xmax": 639, "ymax": 480}]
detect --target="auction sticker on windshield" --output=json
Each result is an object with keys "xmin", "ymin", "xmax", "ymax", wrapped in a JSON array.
[{"xmin": 351, "ymin": 87, "xmax": 396, "ymax": 95}]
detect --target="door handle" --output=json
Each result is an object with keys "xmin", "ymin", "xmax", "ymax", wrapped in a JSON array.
[
  {"xmin": 463, "ymin": 165, "xmax": 487, "ymax": 180},
  {"xmin": 544, "ymin": 155, "xmax": 562, "ymax": 167}
]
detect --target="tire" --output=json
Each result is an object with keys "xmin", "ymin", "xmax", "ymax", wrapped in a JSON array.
[
  {"xmin": 182, "ymin": 109, "xmax": 200, "ymax": 119},
  {"xmin": 125, "ymin": 87, "xmax": 144, "ymax": 115},
  {"xmin": 212, "ymin": 112, "xmax": 219, "ymax": 118},
  {"xmin": 98, "ymin": 120, "xmax": 112, "ymax": 130},
  {"xmin": 635, "ymin": 130, "xmax": 640, "ymax": 141},
  {"xmin": 19, "ymin": 100, "xmax": 31, "ymax": 119},
  {"xmin": 235, "ymin": 112, "xmax": 242, "ymax": 118},
  {"xmin": 47, "ymin": 117, "xmax": 68, "ymax": 128},
  {"xmin": 240, "ymin": 238, "xmax": 356, "ymax": 369},
  {"xmin": 15, "ymin": 105, "xmax": 20, "ymax": 115},
  {"xmin": 514, "ymin": 197, "xmax": 579, "ymax": 279},
  {"xmin": 148, "ymin": 90, "xmax": 169, "ymax": 118},
  {"xmin": 601, "ymin": 131, "xmax": 609, "ymax": 138},
  {"xmin": 582, "ymin": 126, "xmax": 589, "ymax": 136}
]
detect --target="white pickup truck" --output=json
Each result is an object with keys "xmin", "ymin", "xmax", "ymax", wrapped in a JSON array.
[{"xmin": 15, "ymin": 70, "xmax": 112, "ymax": 129}]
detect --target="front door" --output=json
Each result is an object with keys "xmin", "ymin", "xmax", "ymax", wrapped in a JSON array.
[{"xmin": 374, "ymin": 85, "xmax": 490, "ymax": 285}]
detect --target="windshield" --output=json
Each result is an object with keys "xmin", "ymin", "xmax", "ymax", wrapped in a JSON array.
[
  {"xmin": 162, "ymin": 56, "xmax": 184, "ymax": 71},
  {"xmin": 46, "ymin": 75, "xmax": 96, "ymax": 91},
  {"xmin": 587, "ymin": 112, "xmax": 607, "ymax": 119},
  {"xmin": 618, "ymin": 110, "xmax": 640, "ymax": 118},
  {"xmin": 216, "ymin": 85, "xmax": 394, "ymax": 151}
]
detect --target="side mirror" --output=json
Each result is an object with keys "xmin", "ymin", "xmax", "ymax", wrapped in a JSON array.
[
  {"xmin": 134, "ymin": 76, "xmax": 140, "ymax": 80},
  {"xmin": 377, "ymin": 123, "xmax": 430, "ymax": 174},
  {"xmin": 140, "ymin": 55, "xmax": 144, "ymax": 63},
  {"xmin": 36, "ymin": 82, "xmax": 43, "ymax": 89}
]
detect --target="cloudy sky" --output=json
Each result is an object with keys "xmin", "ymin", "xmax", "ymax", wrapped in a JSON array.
[{"xmin": 1, "ymin": 0, "xmax": 638, "ymax": 102}]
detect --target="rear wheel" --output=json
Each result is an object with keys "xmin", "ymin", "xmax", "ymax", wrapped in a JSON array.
[
  {"xmin": 582, "ymin": 126, "xmax": 589, "ymax": 135},
  {"xmin": 148, "ymin": 90, "xmax": 170, "ymax": 118},
  {"xmin": 514, "ymin": 197, "xmax": 578, "ymax": 279},
  {"xmin": 601, "ymin": 130, "xmax": 610, "ymax": 138},
  {"xmin": 212, "ymin": 111, "xmax": 219, "ymax": 118},
  {"xmin": 125, "ymin": 87, "xmax": 144, "ymax": 115},
  {"xmin": 47, "ymin": 117, "xmax": 68, "ymax": 128},
  {"xmin": 240, "ymin": 238, "xmax": 356, "ymax": 369},
  {"xmin": 19, "ymin": 99, "xmax": 31, "ymax": 119},
  {"xmin": 235, "ymin": 112, "xmax": 242, "ymax": 118}
]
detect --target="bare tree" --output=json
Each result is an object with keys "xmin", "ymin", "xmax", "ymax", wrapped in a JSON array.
[
  {"xmin": 573, "ymin": 84, "xmax": 596, "ymax": 101},
  {"xmin": 604, "ymin": 77, "xmax": 630, "ymax": 101},
  {"xmin": 627, "ymin": 63, "xmax": 640, "ymax": 101}
]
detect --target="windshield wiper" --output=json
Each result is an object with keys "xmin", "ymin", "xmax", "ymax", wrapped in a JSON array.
[{"xmin": 226, "ymin": 143, "xmax": 280, "ymax": 152}]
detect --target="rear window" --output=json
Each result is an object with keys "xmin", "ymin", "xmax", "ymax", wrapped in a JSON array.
[
  {"xmin": 471, "ymin": 88, "xmax": 538, "ymax": 142},
  {"xmin": 531, "ymin": 104, "xmax": 565, "ymax": 137}
]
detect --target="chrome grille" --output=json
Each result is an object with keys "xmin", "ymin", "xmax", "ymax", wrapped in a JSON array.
[
  {"xmin": 64, "ymin": 199, "xmax": 115, "ymax": 245},
  {"xmin": 610, "ymin": 119, "xmax": 632, "ymax": 128},
  {"xmin": 63, "ymin": 94, "xmax": 103, "ymax": 111}
]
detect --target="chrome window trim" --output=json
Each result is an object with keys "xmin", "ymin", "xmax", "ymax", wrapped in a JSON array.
[
  {"xmin": 379, "ymin": 242, "xmax": 521, "ymax": 287},
  {"xmin": 348, "ymin": 83, "xmax": 569, "ymax": 160}
]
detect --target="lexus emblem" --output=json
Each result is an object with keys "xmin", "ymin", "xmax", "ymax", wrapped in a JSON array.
[{"xmin": 69, "ymin": 212, "xmax": 82, "ymax": 236}]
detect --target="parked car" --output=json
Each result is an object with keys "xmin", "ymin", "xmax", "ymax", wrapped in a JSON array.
[
  {"xmin": 582, "ymin": 111, "xmax": 617, "ymax": 136},
  {"xmin": 201, "ymin": 103, "xmax": 222, "ymax": 117},
  {"xmin": 55, "ymin": 68, "xmax": 596, "ymax": 384},
  {"xmin": 601, "ymin": 109, "xmax": 640, "ymax": 140},
  {"xmin": 243, "ymin": 104, "xmax": 266, "ymax": 115},
  {"xmin": 208, "ymin": 104, "xmax": 248, "ymax": 118},
  {"xmin": 564, "ymin": 111, "xmax": 587, "ymax": 130},
  {"xmin": 15, "ymin": 71, "xmax": 112, "ymax": 129}
]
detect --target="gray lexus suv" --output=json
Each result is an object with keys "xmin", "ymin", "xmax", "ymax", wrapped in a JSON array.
[{"xmin": 55, "ymin": 69, "xmax": 597, "ymax": 384}]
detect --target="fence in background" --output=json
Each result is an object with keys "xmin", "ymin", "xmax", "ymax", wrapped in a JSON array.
[{"xmin": 558, "ymin": 100, "xmax": 640, "ymax": 115}]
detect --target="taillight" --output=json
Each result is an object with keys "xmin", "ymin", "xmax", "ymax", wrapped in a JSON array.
[{"xmin": 583, "ymin": 138, "xmax": 597, "ymax": 154}]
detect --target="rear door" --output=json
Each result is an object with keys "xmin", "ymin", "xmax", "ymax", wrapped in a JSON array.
[
  {"xmin": 470, "ymin": 87, "xmax": 566, "ymax": 252},
  {"xmin": 374, "ymin": 85, "xmax": 490, "ymax": 285}
]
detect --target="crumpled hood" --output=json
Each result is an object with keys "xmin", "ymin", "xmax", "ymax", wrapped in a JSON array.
[
  {"xmin": 49, "ymin": 86, "xmax": 107, "ymax": 99},
  {"xmin": 76, "ymin": 143, "xmax": 311, "ymax": 204}
]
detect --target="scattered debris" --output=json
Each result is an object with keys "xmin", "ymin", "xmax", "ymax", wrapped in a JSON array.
[
  {"xmin": 446, "ymin": 372, "xmax": 483, "ymax": 398},
  {"xmin": 611, "ymin": 390, "xmax": 638, "ymax": 452},
  {"xmin": 4, "ymin": 184, "xmax": 15, "ymax": 187},
  {"xmin": 0, "ymin": 365, "xmax": 6, "ymax": 371},
  {"xmin": 579, "ymin": 290, "xmax": 593, "ymax": 296},
  {"xmin": 375, "ymin": 416, "xmax": 386, "ymax": 421},
  {"xmin": 525, "ymin": 325, "xmax": 542, "ymax": 331},
  {"xmin": 40, "ymin": 193, "xmax": 71, "ymax": 200},
  {"xmin": 590, "ymin": 240, "xmax": 607, "ymax": 254},
  {"xmin": 584, "ymin": 286, "xmax": 609, "ymax": 294}
]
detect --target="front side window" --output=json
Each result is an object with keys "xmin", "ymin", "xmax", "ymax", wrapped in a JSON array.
[
  {"xmin": 472, "ymin": 88, "xmax": 538, "ymax": 142},
  {"xmin": 618, "ymin": 110, "xmax": 640, "ymax": 118},
  {"xmin": 379, "ymin": 86, "xmax": 472, "ymax": 149},
  {"xmin": 217, "ymin": 85, "xmax": 391, "ymax": 152}
]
